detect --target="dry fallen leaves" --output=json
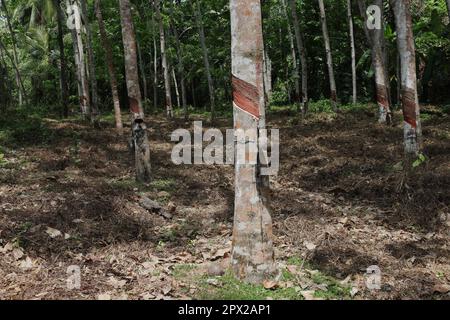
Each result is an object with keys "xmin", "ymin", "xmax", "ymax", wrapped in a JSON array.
[{"xmin": 263, "ymin": 280, "xmax": 278, "ymax": 290}]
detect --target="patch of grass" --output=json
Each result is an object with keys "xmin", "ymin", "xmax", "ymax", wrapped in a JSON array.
[
  {"xmin": 0, "ymin": 107, "xmax": 55, "ymax": 146},
  {"xmin": 311, "ymin": 272, "xmax": 351, "ymax": 299},
  {"xmin": 149, "ymin": 178, "xmax": 176, "ymax": 192},
  {"xmin": 172, "ymin": 264, "xmax": 197, "ymax": 279},
  {"xmin": 197, "ymin": 271, "xmax": 303, "ymax": 300},
  {"xmin": 340, "ymin": 102, "xmax": 372, "ymax": 112},
  {"xmin": 308, "ymin": 99, "xmax": 334, "ymax": 113},
  {"xmin": 107, "ymin": 177, "xmax": 146, "ymax": 191},
  {"xmin": 158, "ymin": 219, "xmax": 201, "ymax": 243}
]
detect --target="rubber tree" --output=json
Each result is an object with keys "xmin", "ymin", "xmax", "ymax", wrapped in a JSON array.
[
  {"xmin": 193, "ymin": 0, "xmax": 216, "ymax": 122},
  {"xmin": 119, "ymin": 0, "xmax": 152, "ymax": 182},
  {"xmin": 318, "ymin": 0, "xmax": 337, "ymax": 111},
  {"xmin": 80, "ymin": 0, "xmax": 99, "ymax": 125},
  {"xmin": 348, "ymin": 0, "xmax": 357, "ymax": 104},
  {"xmin": 358, "ymin": 0, "xmax": 392, "ymax": 124},
  {"xmin": 289, "ymin": 0, "xmax": 308, "ymax": 113},
  {"xmin": 94, "ymin": 0, "xmax": 123, "ymax": 131},
  {"xmin": 230, "ymin": 0, "xmax": 275, "ymax": 284},
  {"xmin": 391, "ymin": 0, "xmax": 421, "ymax": 155},
  {"xmin": 53, "ymin": 0, "xmax": 69, "ymax": 117},
  {"xmin": 282, "ymin": 0, "xmax": 300, "ymax": 109},
  {"xmin": 169, "ymin": 0, "xmax": 188, "ymax": 120},
  {"xmin": 153, "ymin": 0, "xmax": 173, "ymax": 118},
  {"xmin": 67, "ymin": 0, "xmax": 90, "ymax": 119}
]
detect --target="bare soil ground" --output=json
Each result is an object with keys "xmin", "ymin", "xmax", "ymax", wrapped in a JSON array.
[{"xmin": 0, "ymin": 106, "xmax": 449, "ymax": 300}]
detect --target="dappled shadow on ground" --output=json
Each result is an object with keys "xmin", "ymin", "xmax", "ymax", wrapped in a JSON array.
[{"xmin": 0, "ymin": 107, "xmax": 449, "ymax": 299}]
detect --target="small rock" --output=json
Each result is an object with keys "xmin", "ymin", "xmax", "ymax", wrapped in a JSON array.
[
  {"xmin": 139, "ymin": 197, "xmax": 162, "ymax": 211},
  {"xmin": 46, "ymin": 227, "xmax": 62, "ymax": 238},
  {"xmin": 12, "ymin": 248, "xmax": 24, "ymax": 260}
]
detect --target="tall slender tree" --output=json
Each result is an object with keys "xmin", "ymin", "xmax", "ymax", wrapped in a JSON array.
[
  {"xmin": 1, "ymin": 0, "xmax": 25, "ymax": 105},
  {"xmin": 151, "ymin": 11, "xmax": 159, "ymax": 112},
  {"xmin": 53, "ymin": 0, "xmax": 69, "ymax": 117},
  {"xmin": 318, "ymin": 0, "xmax": 337, "ymax": 111},
  {"xmin": 289, "ymin": 0, "xmax": 308, "ymax": 113},
  {"xmin": 358, "ymin": 0, "xmax": 392, "ymax": 123},
  {"xmin": 193, "ymin": 0, "xmax": 216, "ymax": 122},
  {"xmin": 348, "ymin": 0, "xmax": 357, "ymax": 104},
  {"xmin": 282, "ymin": 0, "xmax": 300, "ymax": 109},
  {"xmin": 94, "ymin": 0, "xmax": 123, "ymax": 131},
  {"xmin": 80, "ymin": 0, "xmax": 99, "ymax": 125},
  {"xmin": 67, "ymin": 0, "xmax": 90, "ymax": 119},
  {"xmin": 230, "ymin": 0, "xmax": 275, "ymax": 284},
  {"xmin": 391, "ymin": 0, "xmax": 421, "ymax": 156},
  {"xmin": 169, "ymin": 0, "xmax": 188, "ymax": 120},
  {"xmin": 154, "ymin": 0, "xmax": 173, "ymax": 118},
  {"xmin": 119, "ymin": 0, "xmax": 151, "ymax": 182}
]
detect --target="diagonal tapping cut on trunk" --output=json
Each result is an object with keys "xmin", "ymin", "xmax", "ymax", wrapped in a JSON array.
[{"xmin": 230, "ymin": 0, "xmax": 276, "ymax": 284}]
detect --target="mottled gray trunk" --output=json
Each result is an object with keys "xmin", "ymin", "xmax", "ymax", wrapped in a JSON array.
[
  {"xmin": 318, "ymin": 0, "xmax": 337, "ymax": 111},
  {"xmin": 68, "ymin": 0, "xmax": 90, "ymax": 119},
  {"xmin": 95, "ymin": 0, "xmax": 123, "ymax": 131},
  {"xmin": 194, "ymin": 0, "xmax": 216, "ymax": 122},
  {"xmin": 282, "ymin": 0, "xmax": 300, "ymax": 108},
  {"xmin": 154, "ymin": 0, "xmax": 173, "ymax": 118},
  {"xmin": 358, "ymin": 0, "xmax": 392, "ymax": 123},
  {"xmin": 80, "ymin": 0, "xmax": 99, "ymax": 125},
  {"xmin": 172, "ymin": 68, "xmax": 180, "ymax": 108},
  {"xmin": 230, "ymin": 0, "xmax": 276, "ymax": 284},
  {"xmin": 289, "ymin": 0, "xmax": 308, "ymax": 112},
  {"xmin": 263, "ymin": 50, "xmax": 272, "ymax": 104},
  {"xmin": 391, "ymin": 0, "xmax": 421, "ymax": 155},
  {"xmin": 119, "ymin": 0, "xmax": 151, "ymax": 182},
  {"xmin": 348, "ymin": 0, "xmax": 357, "ymax": 104}
]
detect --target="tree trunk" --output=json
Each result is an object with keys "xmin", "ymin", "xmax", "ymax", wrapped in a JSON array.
[
  {"xmin": 171, "ymin": 68, "xmax": 180, "ymax": 109},
  {"xmin": 154, "ymin": 0, "xmax": 173, "ymax": 118},
  {"xmin": 80, "ymin": 0, "xmax": 99, "ymax": 126},
  {"xmin": 95, "ymin": 0, "xmax": 123, "ymax": 131},
  {"xmin": 263, "ymin": 49, "xmax": 273, "ymax": 104},
  {"xmin": 69, "ymin": 26, "xmax": 83, "ymax": 114},
  {"xmin": 53, "ymin": 0, "xmax": 69, "ymax": 118},
  {"xmin": 282, "ymin": 0, "xmax": 300, "ymax": 109},
  {"xmin": 391, "ymin": 0, "xmax": 421, "ymax": 156},
  {"xmin": 67, "ymin": 0, "xmax": 90, "ymax": 119},
  {"xmin": 193, "ymin": 0, "xmax": 216, "ymax": 122},
  {"xmin": 151, "ymin": 12, "xmax": 158, "ymax": 112},
  {"xmin": 230, "ymin": 0, "xmax": 275, "ymax": 284},
  {"xmin": 1, "ymin": 0, "xmax": 25, "ymax": 105},
  {"xmin": 348, "ymin": 0, "xmax": 357, "ymax": 104},
  {"xmin": 289, "ymin": 0, "xmax": 308, "ymax": 113},
  {"xmin": 119, "ymin": 0, "xmax": 152, "ymax": 182},
  {"xmin": 169, "ymin": 0, "xmax": 188, "ymax": 120},
  {"xmin": 318, "ymin": 0, "xmax": 337, "ymax": 111},
  {"xmin": 358, "ymin": 0, "xmax": 392, "ymax": 123}
]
